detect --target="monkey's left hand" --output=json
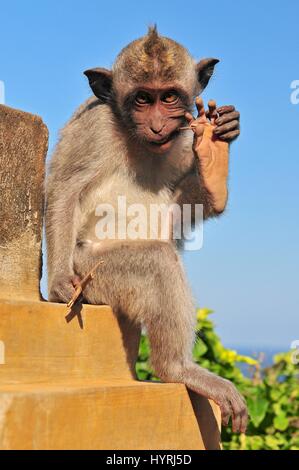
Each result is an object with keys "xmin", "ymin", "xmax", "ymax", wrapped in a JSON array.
[{"xmin": 185, "ymin": 98, "xmax": 240, "ymax": 213}]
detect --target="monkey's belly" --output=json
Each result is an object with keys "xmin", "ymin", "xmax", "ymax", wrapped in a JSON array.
[
  {"xmin": 77, "ymin": 207, "xmax": 175, "ymax": 246},
  {"xmin": 77, "ymin": 179, "xmax": 176, "ymax": 245}
]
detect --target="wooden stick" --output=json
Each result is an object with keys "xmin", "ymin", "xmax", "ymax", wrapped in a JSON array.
[{"xmin": 67, "ymin": 260, "xmax": 104, "ymax": 309}]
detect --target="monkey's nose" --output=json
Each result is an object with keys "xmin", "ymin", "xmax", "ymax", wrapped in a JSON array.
[{"xmin": 150, "ymin": 124, "xmax": 164, "ymax": 135}]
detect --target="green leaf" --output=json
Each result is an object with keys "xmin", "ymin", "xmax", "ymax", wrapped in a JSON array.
[
  {"xmin": 196, "ymin": 308, "xmax": 213, "ymax": 321},
  {"xmin": 248, "ymin": 396, "xmax": 269, "ymax": 428},
  {"xmin": 138, "ymin": 336, "xmax": 150, "ymax": 360},
  {"xmin": 236, "ymin": 355, "xmax": 258, "ymax": 366},
  {"xmin": 273, "ymin": 403, "xmax": 282, "ymax": 415},
  {"xmin": 270, "ymin": 388, "xmax": 283, "ymax": 401},
  {"xmin": 274, "ymin": 413, "xmax": 289, "ymax": 431},
  {"xmin": 265, "ymin": 435, "xmax": 283, "ymax": 450},
  {"xmin": 248, "ymin": 435, "xmax": 265, "ymax": 450},
  {"xmin": 193, "ymin": 338, "xmax": 208, "ymax": 358}
]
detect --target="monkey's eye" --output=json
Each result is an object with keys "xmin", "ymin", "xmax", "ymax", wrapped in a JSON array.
[
  {"xmin": 161, "ymin": 91, "xmax": 179, "ymax": 104},
  {"xmin": 135, "ymin": 92, "xmax": 152, "ymax": 105}
]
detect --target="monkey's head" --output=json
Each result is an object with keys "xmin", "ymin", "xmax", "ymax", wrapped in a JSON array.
[{"xmin": 84, "ymin": 26, "xmax": 219, "ymax": 155}]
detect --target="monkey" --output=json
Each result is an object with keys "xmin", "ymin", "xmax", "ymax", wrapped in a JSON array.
[{"xmin": 46, "ymin": 26, "xmax": 248, "ymax": 434}]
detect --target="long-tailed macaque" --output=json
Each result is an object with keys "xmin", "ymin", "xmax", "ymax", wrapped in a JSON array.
[{"xmin": 46, "ymin": 26, "xmax": 247, "ymax": 433}]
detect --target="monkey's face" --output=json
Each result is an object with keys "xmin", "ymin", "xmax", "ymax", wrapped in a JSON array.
[
  {"xmin": 126, "ymin": 85, "xmax": 189, "ymax": 155},
  {"xmin": 84, "ymin": 28, "xmax": 220, "ymax": 157}
]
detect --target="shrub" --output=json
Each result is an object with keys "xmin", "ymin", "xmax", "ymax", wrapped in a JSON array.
[{"xmin": 136, "ymin": 308, "xmax": 299, "ymax": 450}]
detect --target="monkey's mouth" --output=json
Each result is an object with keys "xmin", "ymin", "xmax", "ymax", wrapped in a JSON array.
[{"xmin": 147, "ymin": 130, "xmax": 179, "ymax": 148}]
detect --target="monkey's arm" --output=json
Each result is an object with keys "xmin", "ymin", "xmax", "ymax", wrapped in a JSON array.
[
  {"xmin": 175, "ymin": 98, "xmax": 231, "ymax": 219},
  {"xmin": 46, "ymin": 182, "xmax": 83, "ymax": 303},
  {"xmin": 173, "ymin": 162, "xmax": 226, "ymax": 220}
]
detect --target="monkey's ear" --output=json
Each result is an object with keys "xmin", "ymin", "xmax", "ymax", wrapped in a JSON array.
[
  {"xmin": 196, "ymin": 58, "xmax": 219, "ymax": 90},
  {"xmin": 84, "ymin": 67, "xmax": 113, "ymax": 102}
]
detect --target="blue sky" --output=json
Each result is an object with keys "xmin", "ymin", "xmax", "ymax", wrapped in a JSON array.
[{"xmin": 1, "ymin": 1, "xmax": 298, "ymax": 351}]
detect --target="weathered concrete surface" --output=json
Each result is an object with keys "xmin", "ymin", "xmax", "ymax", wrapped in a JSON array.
[
  {"xmin": 0, "ymin": 105, "xmax": 48, "ymax": 301},
  {"xmin": 0, "ymin": 300, "xmax": 221, "ymax": 450}
]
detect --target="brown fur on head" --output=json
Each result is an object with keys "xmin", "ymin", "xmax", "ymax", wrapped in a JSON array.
[
  {"xmin": 113, "ymin": 25, "xmax": 194, "ymax": 86},
  {"xmin": 84, "ymin": 26, "xmax": 219, "ymax": 105}
]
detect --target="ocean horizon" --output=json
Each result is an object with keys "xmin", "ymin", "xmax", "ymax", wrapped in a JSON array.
[{"xmin": 227, "ymin": 345, "xmax": 289, "ymax": 377}]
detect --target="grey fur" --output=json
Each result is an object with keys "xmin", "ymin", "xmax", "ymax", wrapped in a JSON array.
[{"xmin": 45, "ymin": 32, "xmax": 247, "ymax": 432}]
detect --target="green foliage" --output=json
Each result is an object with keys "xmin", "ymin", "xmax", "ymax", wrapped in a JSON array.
[{"xmin": 136, "ymin": 308, "xmax": 299, "ymax": 450}]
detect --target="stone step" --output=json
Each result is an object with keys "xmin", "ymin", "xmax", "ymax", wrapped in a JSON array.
[
  {"xmin": 0, "ymin": 379, "xmax": 220, "ymax": 450},
  {"xmin": 0, "ymin": 300, "xmax": 136, "ymax": 383},
  {"xmin": 0, "ymin": 299, "xmax": 221, "ymax": 450}
]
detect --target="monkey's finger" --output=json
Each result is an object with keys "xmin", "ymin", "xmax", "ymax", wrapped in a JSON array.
[
  {"xmin": 231, "ymin": 393, "xmax": 248, "ymax": 433},
  {"xmin": 215, "ymin": 110, "xmax": 240, "ymax": 126},
  {"xmin": 220, "ymin": 401, "xmax": 232, "ymax": 427},
  {"xmin": 71, "ymin": 275, "xmax": 82, "ymax": 288},
  {"xmin": 240, "ymin": 408, "xmax": 249, "ymax": 434},
  {"xmin": 213, "ymin": 120, "xmax": 239, "ymax": 136},
  {"xmin": 184, "ymin": 112, "xmax": 200, "ymax": 134},
  {"xmin": 207, "ymin": 99, "xmax": 217, "ymax": 124},
  {"xmin": 51, "ymin": 284, "xmax": 75, "ymax": 304},
  {"xmin": 184, "ymin": 112, "xmax": 195, "ymax": 125},
  {"xmin": 195, "ymin": 97, "xmax": 206, "ymax": 119},
  {"xmin": 184, "ymin": 111, "xmax": 205, "ymax": 138},
  {"xmin": 232, "ymin": 411, "xmax": 242, "ymax": 434},
  {"xmin": 217, "ymin": 105, "xmax": 235, "ymax": 115},
  {"xmin": 217, "ymin": 129, "xmax": 240, "ymax": 142},
  {"xmin": 232, "ymin": 408, "xmax": 248, "ymax": 434},
  {"xmin": 238, "ymin": 395, "xmax": 249, "ymax": 434}
]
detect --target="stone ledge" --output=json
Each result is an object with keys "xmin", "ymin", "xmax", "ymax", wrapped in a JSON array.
[
  {"xmin": 0, "ymin": 379, "xmax": 220, "ymax": 450},
  {"xmin": 0, "ymin": 104, "xmax": 48, "ymax": 301},
  {"xmin": 0, "ymin": 300, "xmax": 134, "ymax": 383},
  {"xmin": 0, "ymin": 300, "xmax": 221, "ymax": 450}
]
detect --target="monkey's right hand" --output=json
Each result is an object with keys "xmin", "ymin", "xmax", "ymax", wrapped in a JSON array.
[
  {"xmin": 195, "ymin": 368, "xmax": 248, "ymax": 433},
  {"xmin": 49, "ymin": 272, "xmax": 81, "ymax": 304}
]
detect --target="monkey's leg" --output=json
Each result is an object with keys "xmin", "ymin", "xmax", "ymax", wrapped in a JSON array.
[
  {"xmin": 141, "ymin": 249, "xmax": 248, "ymax": 434},
  {"xmin": 73, "ymin": 241, "xmax": 247, "ymax": 433},
  {"xmin": 115, "ymin": 314, "xmax": 141, "ymax": 379}
]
